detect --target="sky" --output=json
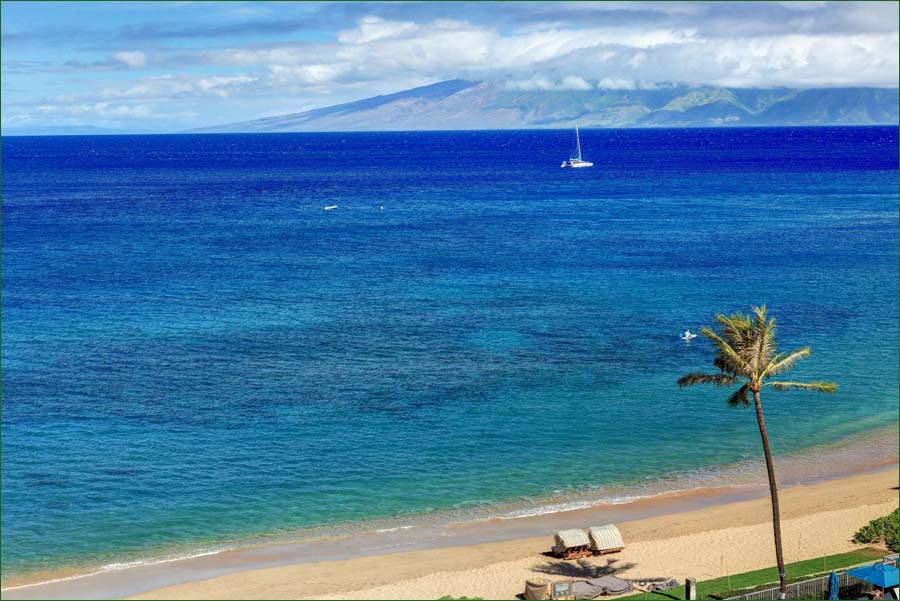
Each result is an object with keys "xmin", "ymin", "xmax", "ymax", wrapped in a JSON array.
[{"xmin": 2, "ymin": 1, "xmax": 898, "ymax": 132}]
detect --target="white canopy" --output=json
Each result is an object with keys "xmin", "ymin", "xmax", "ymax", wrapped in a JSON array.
[
  {"xmin": 588, "ymin": 524, "xmax": 624, "ymax": 551},
  {"xmin": 555, "ymin": 528, "xmax": 590, "ymax": 550}
]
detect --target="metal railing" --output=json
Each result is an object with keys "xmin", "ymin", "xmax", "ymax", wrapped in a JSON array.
[{"xmin": 723, "ymin": 555, "xmax": 899, "ymax": 600}]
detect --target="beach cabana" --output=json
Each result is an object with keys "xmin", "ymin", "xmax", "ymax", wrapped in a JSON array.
[
  {"xmin": 587, "ymin": 524, "xmax": 624, "ymax": 555},
  {"xmin": 553, "ymin": 529, "xmax": 592, "ymax": 559}
]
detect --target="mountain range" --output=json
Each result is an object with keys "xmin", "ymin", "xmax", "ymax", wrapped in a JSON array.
[{"xmin": 195, "ymin": 80, "xmax": 899, "ymax": 132}]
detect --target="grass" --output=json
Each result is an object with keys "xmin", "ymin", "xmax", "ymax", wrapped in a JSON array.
[{"xmin": 616, "ymin": 547, "xmax": 886, "ymax": 600}]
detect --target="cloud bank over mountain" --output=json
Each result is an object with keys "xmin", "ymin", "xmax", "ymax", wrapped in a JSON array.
[
  {"xmin": 192, "ymin": 80, "xmax": 898, "ymax": 132},
  {"xmin": 2, "ymin": 1, "xmax": 898, "ymax": 132}
]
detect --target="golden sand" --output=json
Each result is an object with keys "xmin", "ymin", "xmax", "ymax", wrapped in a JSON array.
[{"xmin": 130, "ymin": 469, "xmax": 898, "ymax": 600}]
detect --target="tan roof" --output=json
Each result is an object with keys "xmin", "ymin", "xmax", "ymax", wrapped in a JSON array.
[
  {"xmin": 555, "ymin": 528, "xmax": 590, "ymax": 549},
  {"xmin": 588, "ymin": 524, "xmax": 624, "ymax": 551}
]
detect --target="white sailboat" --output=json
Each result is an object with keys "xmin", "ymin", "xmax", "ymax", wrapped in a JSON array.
[{"xmin": 561, "ymin": 125, "xmax": 593, "ymax": 168}]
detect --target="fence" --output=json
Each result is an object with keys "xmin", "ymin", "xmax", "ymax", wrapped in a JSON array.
[{"xmin": 724, "ymin": 555, "xmax": 899, "ymax": 600}]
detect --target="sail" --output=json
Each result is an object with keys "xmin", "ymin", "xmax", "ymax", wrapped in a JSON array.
[
  {"xmin": 575, "ymin": 126, "xmax": 582, "ymax": 161},
  {"xmin": 570, "ymin": 126, "xmax": 582, "ymax": 161}
]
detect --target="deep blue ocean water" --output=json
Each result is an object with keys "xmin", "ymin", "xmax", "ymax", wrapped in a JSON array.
[{"xmin": 2, "ymin": 127, "xmax": 898, "ymax": 581}]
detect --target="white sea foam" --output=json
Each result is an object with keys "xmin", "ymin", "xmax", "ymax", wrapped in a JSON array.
[
  {"xmin": 1, "ymin": 548, "xmax": 230, "ymax": 592},
  {"xmin": 374, "ymin": 525, "xmax": 417, "ymax": 533},
  {"xmin": 496, "ymin": 491, "xmax": 684, "ymax": 520},
  {"xmin": 5, "ymin": 427, "xmax": 895, "ymax": 593}
]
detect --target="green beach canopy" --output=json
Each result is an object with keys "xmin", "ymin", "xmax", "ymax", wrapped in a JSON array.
[
  {"xmin": 588, "ymin": 524, "xmax": 624, "ymax": 552},
  {"xmin": 555, "ymin": 529, "xmax": 590, "ymax": 550}
]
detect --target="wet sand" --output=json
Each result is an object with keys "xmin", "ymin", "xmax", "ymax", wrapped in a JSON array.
[
  {"xmin": 4, "ymin": 464, "xmax": 896, "ymax": 600},
  {"xmin": 130, "ymin": 469, "xmax": 898, "ymax": 600}
]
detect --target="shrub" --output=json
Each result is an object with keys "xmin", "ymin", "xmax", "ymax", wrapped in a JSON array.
[{"xmin": 853, "ymin": 508, "xmax": 899, "ymax": 552}]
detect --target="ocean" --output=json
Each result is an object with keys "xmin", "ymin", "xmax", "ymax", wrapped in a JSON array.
[{"xmin": 2, "ymin": 127, "xmax": 898, "ymax": 584}]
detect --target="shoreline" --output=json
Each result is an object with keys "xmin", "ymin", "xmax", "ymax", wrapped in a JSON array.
[
  {"xmin": 1, "ymin": 427, "xmax": 896, "ymax": 600},
  {"xmin": 131, "ymin": 468, "xmax": 899, "ymax": 601}
]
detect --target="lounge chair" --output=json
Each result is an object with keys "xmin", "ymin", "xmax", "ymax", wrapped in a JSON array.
[
  {"xmin": 571, "ymin": 576, "xmax": 633, "ymax": 600},
  {"xmin": 648, "ymin": 579, "xmax": 679, "ymax": 592}
]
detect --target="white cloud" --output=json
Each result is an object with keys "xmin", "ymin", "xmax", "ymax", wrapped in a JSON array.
[
  {"xmin": 3, "ymin": 2, "xmax": 897, "ymax": 129},
  {"xmin": 26, "ymin": 15, "xmax": 900, "ymax": 110},
  {"xmin": 96, "ymin": 74, "xmax": 260, "ymax": 101},
  {"xmin": 778, "ymin": 2, "xmax": 828, "ymax": 11},
  {"xmin": 182, "ymin": 14, "xmax": 896, "ymax": 92},
  {"xmin": 112, "ymin": 51, "xmax": 147, "ymax": 68},
  {"xmin": 561, "ymin": 76, "xmax": 593, "ymax": 90},
  {"xmin": 337, "ymin": 15, "xmax": 418, "ymax": 44},
  {"xmin": 597, "ymin": 78, "xmax": 637, "ymax": 90},
  {"xmin": 25, "ymin": 100, "xmax": 197, "ymax": 124},
  {"xmin": 506, "ymin": 76, "xmax": 593, "ymax": 91},
  {"xmin": 194, "ymin": 75, "xmax": 256, "ymax": 97},
  {"xmin": 268, "ymin": 64, "xmax": 343, "ymax": 86}
]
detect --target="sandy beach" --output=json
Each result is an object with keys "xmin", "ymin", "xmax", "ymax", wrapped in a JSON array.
[
  {"xmin": 123, "ymin": 469, "xmax": 898, "ymax": 600},
  {"xmin": 5, "ymin": 5, "xmax": 899, "ymax": 600}
]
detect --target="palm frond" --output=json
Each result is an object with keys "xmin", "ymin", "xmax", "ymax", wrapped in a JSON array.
[
  {"xmin": 767, "ymin": 381, "xmax": 838, "ymax": 393},
  {"xmin": 677, "ymin": 373, "xmax": 739, "ymax": 388},
  {"xmin": 751, "ymin": 304, "xmax": 768, "ymax": 323},
  {"xmin": 701, "ymin": 327, "xmax": 750, "ymax": 376},
  {"xmin": 713, "ymin": 356, "xmax": 741, "ymax": 376},
  {"xmin": 726, "ymin": 383, "xmax": 751, "ymax": 407},
  {"xmin": 762, "ymin": 347, "xmax": 811, "ymax": 377},
  {"xmin": 687, "ymin": 306, "xmax": 836, "ymax": 413},
  {"xmin": 715, "ymin": 312, "xmax": 754, "ymax": 357},
  {"xmin": 750, "ymin": 305, "xmax": 777, "ymax": 378},
  {"xmin": 715, "ymin": 310, "xmax": 776, "ymax": 377}
]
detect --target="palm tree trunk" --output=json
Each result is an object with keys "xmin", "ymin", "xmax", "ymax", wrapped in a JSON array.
[{"xmin": 753, "ymin": 390, "xmax": 787, "ymax": 599}]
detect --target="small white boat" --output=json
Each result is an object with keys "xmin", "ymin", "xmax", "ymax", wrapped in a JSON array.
[
  {"xmin": 680, "ymin": 330, "xmax": 697, "ymax": 341},
  {"xmin": 323, "ymin": 205, "xmax": 338, "ymax": 211},
  {"xmin": 561, "ymin": 125, "xmax": 593, "ymax": 168}
]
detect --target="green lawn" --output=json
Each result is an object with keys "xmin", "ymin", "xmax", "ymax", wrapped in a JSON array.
[{"xmin": 616, "ymin": 547, "xmax": 886, "ymax": 600}]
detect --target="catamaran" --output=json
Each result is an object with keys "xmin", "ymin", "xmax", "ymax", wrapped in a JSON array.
[{"xmin": 561, "ymin": 125, "xmax": 593, "ymax": 168}]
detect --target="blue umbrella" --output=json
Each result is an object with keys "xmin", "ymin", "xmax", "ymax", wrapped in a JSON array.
[
  {"xmin": 828, "ymin": 571, "xmax": 840, "ymax": 600},
  {"xmin": 847, "ymin": 563, "xmax": 900, "ymax": 589}
]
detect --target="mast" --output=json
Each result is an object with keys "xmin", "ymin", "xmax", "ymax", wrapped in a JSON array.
[{"xmin": 575, "ymin": 125, "xmax": 582, "ymax": 161}]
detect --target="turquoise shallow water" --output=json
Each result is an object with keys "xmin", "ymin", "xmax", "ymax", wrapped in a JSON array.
[{"xmin": 2, "ymin": 128, "xmax": 898, "ymax": 581}]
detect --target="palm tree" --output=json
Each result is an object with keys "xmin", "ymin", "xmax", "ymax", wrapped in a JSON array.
[{"xmin": 677, "ymin": 305, "xmax": 837, "ymax": 599}]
